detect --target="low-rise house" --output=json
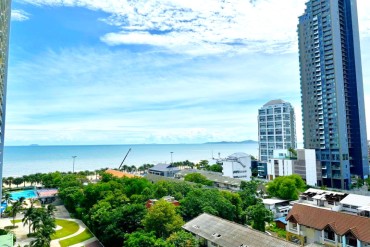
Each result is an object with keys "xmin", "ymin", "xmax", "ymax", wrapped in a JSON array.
[
  {"xmin": 262, "ymin": 198, "xmax": 291, "ymax": 219},
  {"xmin": 183, "ymin": 213, "xmax": 298, "ymax": 247},
  {"xmin": 298, "ymin": 188, "xmax": 347, "ymax": 210},
  {"xmin": 275, "ymin": 217, "xmax": 288, "ymax": 230},
  {"xmin": 148, "ymin": 163, "xmax": 180, "ymax": 177},
  {"xmin": 175, "ymin": 169, "xmax": 242, "ymax": 191},
  {"xmin": 146, "ymin": 196, "xmax": 180, "ymax": 209},
  {"xmin": 340, "ymin": 194, "xmax": 370, "ymax": 216},
  {"xmin": 286, "ymin": 203, "xmax": 370, "ymax": 246}
]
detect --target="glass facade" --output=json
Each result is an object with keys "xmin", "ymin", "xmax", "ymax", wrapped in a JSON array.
[
  {"xmin": 0, "ymin": 0, "xmax": 11, "ymax": 199},
  {"xmin": 298, "ymin": 0, "xmax": 368, "ymax": 189},
  {"xmin": 258, "ymin": 100, "xmax": 297, "ymax": 162}
]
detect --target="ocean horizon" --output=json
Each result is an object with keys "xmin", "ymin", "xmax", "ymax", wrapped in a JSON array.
[{"xmin": 3, "ymin": 143, "xmax": 259, "ymax": 177}]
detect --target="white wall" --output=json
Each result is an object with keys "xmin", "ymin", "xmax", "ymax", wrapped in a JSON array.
[{"xmin": 304, "ymin": 149, "xmax": 317, "ymax": 186}]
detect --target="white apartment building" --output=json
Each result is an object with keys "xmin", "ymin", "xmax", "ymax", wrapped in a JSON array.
[
  {"xmin": 258, "ymin": 99, "xmax": 297, "ymax": 162},
  {"xmin": 220, "ymin": 152, "xmax": 252, "ymax": 181}
]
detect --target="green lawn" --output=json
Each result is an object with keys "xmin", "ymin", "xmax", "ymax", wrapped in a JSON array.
[
  {"xmin": 51, "ymin": 219, "xmax": 80, "ymax": 240},
  {"xmin": 10, "ymin": 219, "xmax": 22, "ymax": 224},
  {"xmin": 59, "ymin": 229, "xmax": 94, "ymax": 247}
]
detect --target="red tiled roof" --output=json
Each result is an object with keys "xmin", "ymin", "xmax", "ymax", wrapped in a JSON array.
[
  {"xmin": 286, "ymin": 203, "xmax": 370, "ymax": 243},
  {"xmin": 105, "ymin": 169, "xmax": 136, "ymax": 178}
]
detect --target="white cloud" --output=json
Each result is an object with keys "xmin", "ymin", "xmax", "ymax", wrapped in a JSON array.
[
  {"xmin": 11, "ymin": 9, "xmax": 31, "ymax": 21},
  {"xmin": 16, "ymin": 0, "xmax": 370, "ymax": 55},
  {"xmin": 6, "ymin": 46, "xmax": 302, "ymax": 145}
]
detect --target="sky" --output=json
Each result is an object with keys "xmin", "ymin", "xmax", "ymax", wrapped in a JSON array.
[{"xmin": 7, "ymin": 0, "xmax": 370, "ymax": 146}]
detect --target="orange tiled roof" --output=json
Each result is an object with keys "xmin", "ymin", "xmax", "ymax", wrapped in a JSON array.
[
  {"xmin": 286, "ymin": 203, "xmax": 370, "ymax": 243},
  {"xmin": 105, "ymin": 169, "xmax": 136, "ymax": 178}
]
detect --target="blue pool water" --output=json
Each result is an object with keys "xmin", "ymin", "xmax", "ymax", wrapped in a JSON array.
[
  {"xmin": 9, "ymin": 189, "xmax": 38, "ymax": 200},
  {"xmin": 0, "ymin": 202, "xmax": 7, "ymax": 213}
]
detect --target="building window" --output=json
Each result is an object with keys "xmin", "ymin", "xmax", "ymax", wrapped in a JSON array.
[{"xmin": 324, "ymin": 227, "xmax": 335, "ymax": 242}]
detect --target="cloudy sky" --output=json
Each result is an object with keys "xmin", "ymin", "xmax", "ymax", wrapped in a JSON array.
[{"xmin": 7, "ymin": 0, "xmax": 370, "ymax": 145}]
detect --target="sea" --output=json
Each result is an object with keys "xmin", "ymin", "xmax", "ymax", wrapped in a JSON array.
[{"xmin": 2, "ymin": 143, "xmax": 259, "ymax": 177}]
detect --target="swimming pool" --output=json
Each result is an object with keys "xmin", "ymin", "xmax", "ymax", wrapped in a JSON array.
[{"xmin": 9, "ymin": 189, "xmax": 38, "ymax": 200}]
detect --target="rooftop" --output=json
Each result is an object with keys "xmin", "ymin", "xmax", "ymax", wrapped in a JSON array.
[
  {"xmin": 183, "ymin": 213, "xmax": 298, "ymax": 247},
  {"xmin": 263, "ymin": 99, "xmax": 286, "ymax": 107},
  {"xmin": 105, "ymin": 169, "xmax": 137, "ymax": 178},
  {"xmin": 149, "ymin": 163, "xmax": 180, "ymax": 172},
  {"xmin": 263, "ymin": 198, "xmax": 288, "ymax": 205},
  {"xmin": 340, "ymin": 194, "xmax": 370, "ymax": 208},
  {"xmin": 176, "ymin": 169, "xmax": 243, "ymax": 186},
  {"xmin": 287, "ymin": 203, "xmax": 370, "ymax": 243},
  {"xmin": 300, "ymin": 188, "xmax": 348, "ymax": 202}
]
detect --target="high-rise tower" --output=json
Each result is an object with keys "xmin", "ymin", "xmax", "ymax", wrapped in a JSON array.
[
  {"xmin": 298, "ymin": 0, "xmax": 368, "ymax": 189},
  {"xmin": 0, "ymin": 0, "xmax": 11, "ymax": 198},
  {"xmin": 258, "ymin": 99, "xmax": 297, "ymax": 162}
]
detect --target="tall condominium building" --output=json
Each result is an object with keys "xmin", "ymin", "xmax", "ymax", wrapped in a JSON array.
[
  {"xmin": 298, "ymin": 0, "xmax": 368, "ymax": 189},
  {"xmin": 0, "ymin": 1, "xmax": 11, "ymax": 198},
  {"xmin": 258, "ymin": 99, "xmax": 297, "ymax": 162}
]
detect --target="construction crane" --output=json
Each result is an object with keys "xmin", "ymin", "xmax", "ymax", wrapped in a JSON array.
[{"xmin": 118, "ymin": 148, "xmax": 131, "ymax": 170}]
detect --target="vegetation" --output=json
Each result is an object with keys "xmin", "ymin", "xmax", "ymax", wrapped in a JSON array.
[
  {"xmin": 17, "ymin": 169, "xmax": 275, "ymax": 246},
  {"xmin": 266, "ymin": 174, "xmax": 306, "ymax": 200},
  {"xmin": 184, "ymin": 173, "xmax": 213, "ymax": 186},
  {"xmin": 266, "ymin": 222, "xmax": 287, "ymax": 239},
  {"xmin": 59, "ymin": 229, "xmax": 94, "ymax": 247},
  {"xmin": 51, "ymin": 219, "xmax": 80, "ymax": 240},
  {"xmin": 27, "ymin": 204, "xmax": 56, "ymax": 247}
]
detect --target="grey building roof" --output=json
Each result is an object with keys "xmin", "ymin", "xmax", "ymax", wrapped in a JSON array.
[
  {"xmin": 176, "ymin": 169, "xmax": 243, "ymax": 187},
  {"xmin": 263, "ymin": 99, "xmax": 286, "ymax": 107},
  {"xmin": 183, "ymin": 213, "xmax": 298, "ymax": 247},
  {"xmin": 149, "ymin": 163, "xmax": 180, "ymax": 172}
]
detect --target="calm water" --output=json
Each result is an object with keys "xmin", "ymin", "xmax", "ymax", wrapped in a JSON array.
[
  {"xmin": 9, "ymin": 189, "xmax": 38, "ymax": 200},
  {"xmin": 3, "ymin": 143, "xmax": 258, "ymax": 177}
]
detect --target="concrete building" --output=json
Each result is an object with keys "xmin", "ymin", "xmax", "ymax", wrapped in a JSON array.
[
  {"xmin": 267, "ymin": 149, "xmax": 321, "ymax": 186},
  {"xmin": 0, "ymin": 0, "xmax": 11, "ymax": 202},
  {"xmin": 148, "ymin": 163, "xmax": 180, "ymax": 177},
  {"xmin": 286, "ymin": 203, "xmax": 370, "ymax": 246},
  {"xmin": 298, "ymin": 0, "xmax": 368, "ymax": 189},
  {"xmin": 262, "ymin": 198, "xmax": 291, "ymax": 219},
  {"xmin": 219, "ymin": 152, "xmax": 252, "ymax": 181},
  {"xmin": 258, "ymin": 99, "xmax": 297, "ymax": 162},
  {"xmin": 183, "ymin": 213, "xmax": 298, "ymax": 247}
]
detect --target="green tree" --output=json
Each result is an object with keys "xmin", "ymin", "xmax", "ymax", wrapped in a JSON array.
[
  {"xmin": 238, "ymin": 180, "xmax": 260, "ymax": 210},
  {"xmin": 11, "ymin": 197, "xmax": 26, "ymax": 227},
  {"xmin": 246, "ymin": 201, "xmax": 273, "ymax": 232},
  {"xmin": 22, "ymin": 199, "xmax": 39, "ymax": 234},
  {"xmin": 180, "ymin": 189, "xmax": 236, "ymax": 221},
  {"xmin": 205, "ymin": 164, "xmax": 223, "ymax": 173},
  {"xmin": 166, "ymin": 230, "xmax": 199, "ymax": 247},
  {"xmin": 196, "ymin": 160, "xmax": 209, "ymax": 169},
  {"xmin": 125, "ymin": 231, "xmax": 171, "ymax": 247},
  {"xmin": 143, "ymin": 199, "xmax": 184, "ymax": 238},
  {"xmin": 13, "ymin": 177, "xmax": 24, "ymax": 188},
  {"xmin": 29, "ymin": 205, "xmax": 56, "ymax": 247},
  {"xmin": 267, "ymin": 175, "xmax": 306, "ymax": 200},
  {"xmin": 184, "ymin": 173, "xmax": 212, "ymax": 186}
]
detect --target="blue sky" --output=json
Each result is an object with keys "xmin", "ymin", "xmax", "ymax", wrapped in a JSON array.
[{"xmin": 7, "ymin": 0, "xmax": 370, "ymax": 145}]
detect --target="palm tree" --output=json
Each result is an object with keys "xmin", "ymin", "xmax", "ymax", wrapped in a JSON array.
[
  {"xmin": 11, "ymin": 197, "xmax": 26, "ymax": 227},
  {"xmin": 22, "ymin": 175, "xmax": 29, "ymax": 187},
  {"xmin": 23, "ymin": 198, "xmax": 39, "ymax": 234},
  {"xmin": 6, "ymin": 177, "xmax": 14, "ymax": 188}
]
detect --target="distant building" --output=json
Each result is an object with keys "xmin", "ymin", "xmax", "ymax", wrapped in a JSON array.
[
  {"xmin": 286, "ymin": 203, "xmax": 370, "ymax": 246},
  {"xmin": 0, "ymin": 0, "xmax": 11, "ymax": 202},
  {"xmin": 148, "ymin": 163, "xmax": 180, "ymax": 177},
  {"xmin": 183, "ymin": 213, "xmax": 298, "ymax": 247},
  {"xmin": 175, "ymin": 169, "xmax": 242, "ymax": 191},
  {"xmin": 267, "ymin": 149, "xmax": 321, "ymax": 186},
  {"xmin": 217, "ymin": 152, "xmax": 252, "ymax": 181},
  {"xmin": 298, "ymin": 0, "xmax": 368, "ymax": 189},
  {"xmin": 262, "ymin": 198, "xmax": 290, "ymax": 219},
  {"xmin": 146, "ymin": 196, "xmax": 180, "ymax": 209},
  {"xmin": 258, "ymin": 99, "xmax": 297, "ymax": 162},
  {"xmin": 298, "ymin": 188, "xmax": 347, "ymax": 210}
]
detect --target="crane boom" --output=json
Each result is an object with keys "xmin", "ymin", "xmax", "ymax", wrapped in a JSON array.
[{"xmin": 118, "ymin": 148, "xmax": 131, "ymax": 170}]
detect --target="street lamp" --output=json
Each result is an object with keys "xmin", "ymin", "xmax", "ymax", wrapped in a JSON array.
[
  {"xmin": 72, "ymin": 156, "xmax": 77, "ymax": 173},
  {"xmin": 170, "ymin": 152, "xmax": 174, "ymax": 165}
]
